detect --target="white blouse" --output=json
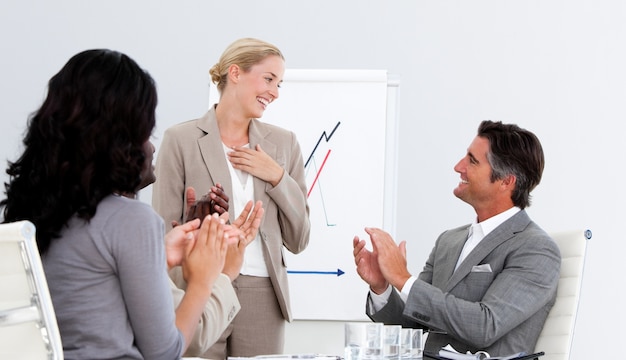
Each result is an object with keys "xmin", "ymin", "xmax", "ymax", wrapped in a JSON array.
[{"xmin": 223, "ymin": 143, "xmax": 268, "ymax": 277}]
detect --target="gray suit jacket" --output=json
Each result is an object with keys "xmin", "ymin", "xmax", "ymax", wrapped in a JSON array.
[
  {"xmin": 368, "ymin": 210, "xmax": 561, "ymax": 356},
  {"xmin": 152, "ymin": 107, "xmax": 310, "ymax": 321}
]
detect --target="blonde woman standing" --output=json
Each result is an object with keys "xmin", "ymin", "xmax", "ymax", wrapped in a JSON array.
[{"xmin": 153, "ymin": 38, "xmax": 310, "ymax": 359}]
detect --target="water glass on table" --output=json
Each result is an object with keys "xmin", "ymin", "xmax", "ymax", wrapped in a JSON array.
[
  {"xmin": 344, "ymin": 322, "xmax": 383, "ymax": 360},
  {"xmin": 399, "ymin": 328, "xmax": 423, "ymax": 359},
  {"xmin": 382, "ymin": 325, "xmax": 401, "ymax": 360}
]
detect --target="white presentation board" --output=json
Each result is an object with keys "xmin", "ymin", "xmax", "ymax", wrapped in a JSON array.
[{"xmin": 209, "ymin": 69, "xmax": 398, "ymax": 320}]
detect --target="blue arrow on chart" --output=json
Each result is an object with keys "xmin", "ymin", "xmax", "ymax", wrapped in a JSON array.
[{"xmin": 288, "ymin": 268, "xmax": 345, "ymax": 277}]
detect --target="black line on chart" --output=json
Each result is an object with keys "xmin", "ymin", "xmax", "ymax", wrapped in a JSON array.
[{"xmin": 304, "ymin": 121, "xmax": 341, "ymax": 168}]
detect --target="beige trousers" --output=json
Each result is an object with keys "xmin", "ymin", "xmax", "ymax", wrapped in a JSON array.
[{"xmin": 202, "ymin": 275, "xmax": 285, "ymax": 359}]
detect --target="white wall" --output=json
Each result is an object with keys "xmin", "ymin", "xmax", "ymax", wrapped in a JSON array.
[{"xmin": 1, "ymin": 1, "xmax": 622, "ymax": 359}]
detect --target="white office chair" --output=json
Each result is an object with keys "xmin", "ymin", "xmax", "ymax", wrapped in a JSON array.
[
  {"xmin": 534, "ymin": 229, "xmax": 591, "ymax": 360},
  {"xmin": 0, "ymin": 220, "xmax": 64, "ymax": 360}
]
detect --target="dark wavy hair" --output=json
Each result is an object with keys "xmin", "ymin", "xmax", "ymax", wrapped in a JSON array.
[
  {"xmin": 1, "ymin": 49, "xmax": 157, "ymax": 254},
  {"xmin": 478, "ymin": 120, "xmax": 544, "ymax": 209}
]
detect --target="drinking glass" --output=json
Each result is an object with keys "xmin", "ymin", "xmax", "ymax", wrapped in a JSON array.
[
  {"xmin": 399, "ymin": 328, "xmax": 423, "ymax": 359},
  {"xmin": 344, "ymin": 322, "xmax": 384, "ymax": 360},
  {"xmin": 382, "ymin": 325, "xmax": 401, "ymax": 360}
]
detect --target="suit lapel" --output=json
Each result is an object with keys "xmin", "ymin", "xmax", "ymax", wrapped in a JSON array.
[
  {"xmin": 433, "ymin": 227, "xmax": 470, "ymax": 288},
  {"xmin": 443, "ymin": 210, "xmax": 532, "ymax": 291},
  {"xmin": 196, "ymin": 109, "xmax": 235, "ymax": 219}
]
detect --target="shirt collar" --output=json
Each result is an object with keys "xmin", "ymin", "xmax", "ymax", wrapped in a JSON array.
[{"xmin": 472, "ymin": 206, "xmax": 521, "ymax": 240}]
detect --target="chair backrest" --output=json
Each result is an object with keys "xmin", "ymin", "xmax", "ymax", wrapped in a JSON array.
[
  {"xmin": 0, "ymin": 220, "xmax": 64, "ymax": 360},
  {"xmin": 534, "ymin": 229, "xmax": 591, "ymax": 360}
]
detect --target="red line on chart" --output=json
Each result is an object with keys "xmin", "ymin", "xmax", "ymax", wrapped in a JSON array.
[{"xmin": 307, "ymin": 149, "xmax": 331, "ymax": 198}]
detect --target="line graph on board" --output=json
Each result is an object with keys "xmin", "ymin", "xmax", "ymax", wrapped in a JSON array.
[
  {"xmin": 288, "ymin": 121, "xmax": 342, "ymax": 277},
  {"xmin": 304, "ymin": 121, "xmax": 341, "ymax": 226}
]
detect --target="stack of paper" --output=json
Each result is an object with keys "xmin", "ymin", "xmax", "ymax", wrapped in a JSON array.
[{"xmin": 427, "ymin": 344, "xmax": 541, "ymax": 360}]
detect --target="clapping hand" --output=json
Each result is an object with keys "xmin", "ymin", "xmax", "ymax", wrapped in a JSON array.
[
  {"xmin": 222, "ymin": 200, "xmax": 264, "ymax": 281},
  {"xmin": 182, "ymin": 213, "xmax": 228, "ymax": 290},
  {"xmin": 185, "ymin": 183, "xmax": 229, "ymax": 222},
  {"xmin": 171, "ymin": 184, "xmax": 230, "ymax": 228},
  {"xmin": 353, "ymin": 233, "xmax": 389, "ymax": 294}
]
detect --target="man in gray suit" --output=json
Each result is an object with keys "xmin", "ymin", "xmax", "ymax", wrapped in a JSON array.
[{"xmin": 353, "ymin": 120, "xmax": 561, "ymax": 356}]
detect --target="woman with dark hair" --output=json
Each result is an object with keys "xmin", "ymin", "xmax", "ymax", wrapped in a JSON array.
[{"xmin": 1, "ymin": 49, "xmax": 229, "ymax": 359}]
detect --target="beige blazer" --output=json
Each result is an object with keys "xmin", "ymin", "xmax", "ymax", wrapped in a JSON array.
[
  {"xmin": 170, "ymin": 274, "xmax": 240, "ymax": 356},
  {"xmin": 153, "ymin": 107, "xmax": 310, "ymax": 321}
]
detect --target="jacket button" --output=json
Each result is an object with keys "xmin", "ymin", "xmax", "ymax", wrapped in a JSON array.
[{"xmin": 413, "ymin": 313, "xmax": 430, "ymax": 322}]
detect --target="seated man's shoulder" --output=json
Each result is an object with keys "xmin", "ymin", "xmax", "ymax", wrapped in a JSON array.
[{"xmin": 514, "ymin": 222, "xmax": 561, "ymax": 262}]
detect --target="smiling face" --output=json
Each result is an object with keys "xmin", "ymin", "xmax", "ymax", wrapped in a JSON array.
[
  {"xmin": 235, "ymin": 54, "xmax": 285, "ymax": 119},
  {"xmin": 453, "ymin": 136, "xmax": 513, "ymax": 220}
]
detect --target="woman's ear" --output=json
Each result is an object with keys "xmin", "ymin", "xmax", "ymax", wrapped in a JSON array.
[{"xmin": 227, "ymin": 64, "xmax": 240, "ymax": 83}]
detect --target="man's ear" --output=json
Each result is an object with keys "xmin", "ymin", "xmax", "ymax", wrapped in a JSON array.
[{"xmin": 501, "ymin": 174, "xmax": 516, "ymax": 189}]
